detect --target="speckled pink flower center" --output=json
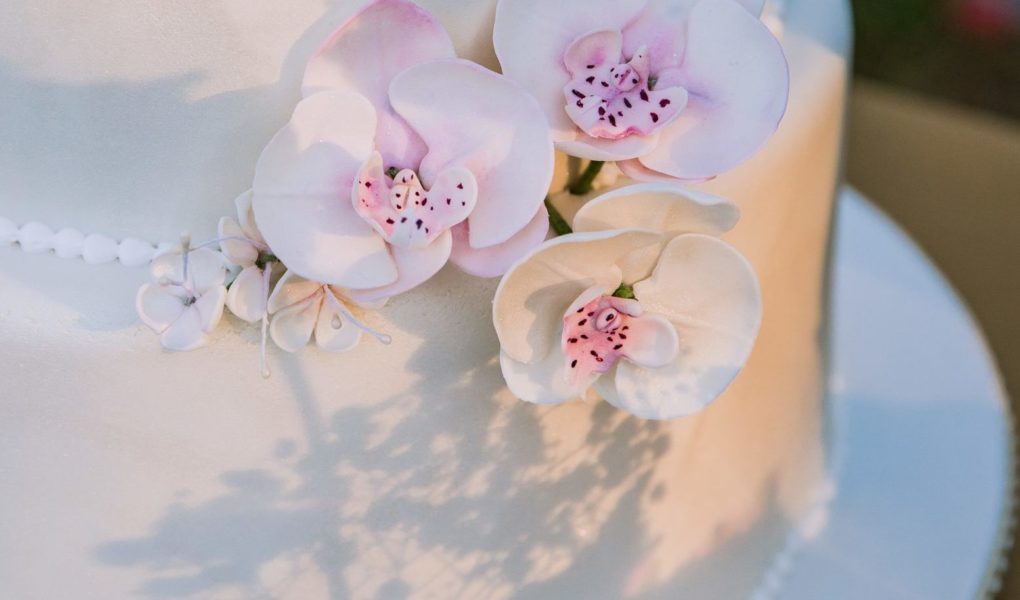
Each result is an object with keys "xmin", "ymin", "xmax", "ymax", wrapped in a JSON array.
[
  {"xmin": 562, "ymin": 31, "xmax": 687, "ymax": 140},
  {"xmin": 354, "ymin": 156, "xmax": 477, "ymax": 249},
  {"xmin": 562, "ymin": 295, "xmax": 641, "ymax": 383}
]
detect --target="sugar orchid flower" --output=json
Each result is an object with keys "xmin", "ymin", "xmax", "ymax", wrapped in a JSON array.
[
  {"xmin": 252, "ymin": 0, "xmax": 554, "ymax": 306},
  {"xmin": 494, "ymin": 184, "xmax": 761, "ymax": 420},
  {"xmin": 493, "ymin": 0, "xmax": 788, "ymax": 181}
]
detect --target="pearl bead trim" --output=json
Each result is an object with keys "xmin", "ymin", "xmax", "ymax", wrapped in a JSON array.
[{"xmin": 0, "ymin": 216, "xmax": 171, "ymax": 267}]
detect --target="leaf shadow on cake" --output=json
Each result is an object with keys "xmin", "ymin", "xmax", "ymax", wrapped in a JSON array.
[{"xmin": 91, "ymin": 262, "xmax": 801, "ymax": 599}]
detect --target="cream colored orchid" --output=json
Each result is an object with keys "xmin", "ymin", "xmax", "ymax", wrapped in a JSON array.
[{"xmin": 493, "ymin": 183, "xmax": 761, "ymax": 420}]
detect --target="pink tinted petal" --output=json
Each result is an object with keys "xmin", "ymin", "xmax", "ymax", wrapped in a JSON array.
[
  {"xmin": 639, "ymin": 0, "xmax": 789, "ymax": 180},
  {"xmin": 389, "ymin": 59, "xmax": 553, "ymax": 249},
  {"xmin": 563, "ymin": 30, "xmax": 623, "ymax": 73},
  {"xmin": 494, "ymin": 0, "xmax": 649, "ymax": 142},
  {"xmin": 136, "ymin": 284, "xmax": 186, "ymax": 333},
  {"xmin": 557, "ymin": 132, "xmax": 660, "ymax": 162},
  {"xmin": 270, "ymin": 295, "xmax": 322, "ymax": 353},
  {"xmin": 346, "ymin": 230, "xmax": 453, "ymax": 304},
  {"xmin": 252, "ymin": 91, "xmax": 398, "ymax": 289},
  {"xmin": 448, "ymin": 204, "xmax": 549, "ymax": 278},
  {"xmin": 621, "ymin": 0, "xmax": 696, "ymax": 74},
  {"xmin": 226, "ymin": 266, "xmax": 267, "ymax": 323},
  {"xmin": 303, "ymin": 0, "xmax": 456, "ymax": 169}
]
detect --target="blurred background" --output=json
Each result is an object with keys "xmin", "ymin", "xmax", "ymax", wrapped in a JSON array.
[{"xmin": 847, "ymin": 0, "xmax": 1020, "ymax": 596}]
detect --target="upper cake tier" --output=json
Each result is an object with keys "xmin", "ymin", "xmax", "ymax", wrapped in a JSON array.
[{"xmin": 0, "ymin": 0, "xmax": 846, "ymax": 245}]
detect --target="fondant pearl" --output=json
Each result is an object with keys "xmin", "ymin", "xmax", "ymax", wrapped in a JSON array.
[
  {"xmin": 82, "ymin": 233, "xmax": 119, "ymax": 264},
  {"xmin": 53, "ymin": 227, "xmax": 86, "ymax": 259},
  {"xmin": 3, "ymin": 215, "xmax": 166, "ymax": 267},
  {"xmin": 18, "ymin": 222, "xmax": 54, "ymax": 254},
  {"xmin": 0, "ymin": 217, "xmax": 17, "ymax": 246},
  {"xmin": 117, "ymin": 237, "xmax": 156, "ymax": 267}
]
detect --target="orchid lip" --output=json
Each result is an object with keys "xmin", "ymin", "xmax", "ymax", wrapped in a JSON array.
[
  {"xmin": 561, "ymin": 30, "xmax": 688, "ymax": 141},
  {"xmin": 562, "ymin": 294, "xmax": 648, "ymax": 384},
  {"xmin": 353, "ymin": 151, "xmax": 478, "ymax": 250}
]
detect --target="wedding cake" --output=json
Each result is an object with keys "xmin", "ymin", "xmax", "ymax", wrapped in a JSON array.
[{"xmin": 0, "ymin": 0, "xmax": 851, "ymax": 597}]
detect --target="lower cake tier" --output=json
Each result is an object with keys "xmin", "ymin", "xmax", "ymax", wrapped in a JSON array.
[{"xmin": 1, "ymin": 247, "xmax": 826, "ymax": 598}]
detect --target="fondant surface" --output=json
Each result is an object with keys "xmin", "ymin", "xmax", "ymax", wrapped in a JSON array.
[{"xmin": 0, "ymin": 0, "xmax": 850, "ymax": 597}]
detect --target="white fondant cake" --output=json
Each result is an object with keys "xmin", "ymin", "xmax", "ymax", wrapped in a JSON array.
[{"xmin": 0, "ymin": 0, "xmax": 851, "ymax": 597}]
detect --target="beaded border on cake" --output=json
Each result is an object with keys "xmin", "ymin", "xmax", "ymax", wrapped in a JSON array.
[{"xmin": 0, "ymin": 216, "xmax": 167, "ymax": 267}]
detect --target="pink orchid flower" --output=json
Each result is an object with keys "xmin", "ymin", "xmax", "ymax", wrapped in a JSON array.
[
  {"xmin": 494, "ymin": 0, "xmax": 789, "ymax": 181},
  {"xmin": 252, "ymin": 0, "xmax": 554, "ymax": 304}
]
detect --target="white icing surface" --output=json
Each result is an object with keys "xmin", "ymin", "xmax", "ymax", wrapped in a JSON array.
[{"xmin": 0, "ymin": 0, "xmax": 851, "ymax": 597}]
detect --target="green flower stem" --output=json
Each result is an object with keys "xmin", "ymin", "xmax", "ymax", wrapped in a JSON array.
[
  {"xmin": 255, "ymin": 251, "xmax": 278, "ymax": 271},
  {"xmin": 568, "ymin": 160, "xmax": 605, "ymax": 196},
  {"xmin": 612, "ymin": 283, "xmax": 636, "ymax": 300},
  {"xmin": 545, "ymin": 196, "xmax": 573, "ymax": 236}
]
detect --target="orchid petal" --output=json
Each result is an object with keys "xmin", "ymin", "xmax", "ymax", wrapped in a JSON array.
[
  {"xmin": 303, "ymin": 0, "xmax": 456, "ymax": 168},
  {"xmin": 226, "ymin": 266, "xmax": 268, "ymax": 323},
  {"xmin": 562, "ymin": 30, "xmax": 623, "ymax": 73},
  {"xmin": 639, "ymin": 0, "xmax": 789, "ymax": 180},
  {"xmin": 493, "ymin": 229, "xmax": 662, "ymax": 364},
  {"xmin": 270, "ymin": 295, "xmax": 322, "ymax": 353},
  {"xmin": 314, "ymin": 297, "xmax": 363, "ymax": 353},
  {"xmin": 345, "ymin": 230, "xmax": 453, "ymax": 304},
  {"xmin": 494, "ymin": 0, "xmax": 649, "ymax": 142},
  {"xmin": 500, "ymin": 349, "xmax": 590, "ymax": 406},
  {"xmin": 448, "ymin": 205, "xmax": 549, "ymax": 278},
  {"xmin": 267, "ymin": 270, "xmax": 323, "ymax": 314},
  {"xmin": 389, "ymin": 59, "xmax": 554, "ymax": 249},
  {"xmin": 252, "ymin": 91, "xmax": 397, "ymax": 289},
  {"xmin": 136, "ymin": 284, "xmax": 186, "ymax": 334},
  {"xmin": 620, "ymin": 0, "xmax": 699, "ymax": 74},
  {"xmin": 613, "ymin": 234, "xmax": 762, "ymax": 419},
  {"xmin": 738, "ymin": 0, "xmax": 767, "ymax": 15},
  {"xmin": 573, "ymin": 183, "xmax": 739, "ymax": 238},
  {"xmin": 616, "ymin": 158, "xmax": 691, "ymax": 183},
  {"xmin": 218, "ymin": 216, "xmax": 258, "ymax": 267},
  {"xmin": 556, "ymin": 132, "xmax": 660, "ymax": 162},
  {"xmin": 619, "ymin": 313, "xmax": 679, "ymax": 368}
]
